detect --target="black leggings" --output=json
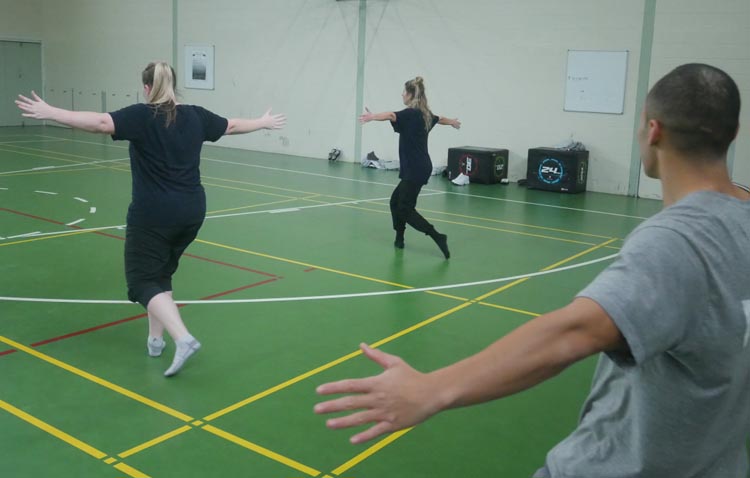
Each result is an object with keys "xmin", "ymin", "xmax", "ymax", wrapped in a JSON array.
[
  {"xmin": 389, "ymin": 179, "xmax": 435, "ymax": 235},
  {"xmin": 124, "ymin": 222, "xmax": 203, "ymax": 308}
]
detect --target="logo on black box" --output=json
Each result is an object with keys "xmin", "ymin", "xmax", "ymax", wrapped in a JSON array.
[
  {"xmin": 538, "ymin": 158, "xmax": 564, "ymax": 184},
  {"xmin": 459, "ymin": 154, "xmax": 479, "ymax": 177}
]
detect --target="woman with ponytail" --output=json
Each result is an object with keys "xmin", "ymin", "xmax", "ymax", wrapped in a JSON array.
[
  {"xmin": 359, "ymin": 76, "xmax": 460, "ymax": 258},
  {"xmin": 17, "ymin": 61, "xmax": 286, "ymax": 377}
]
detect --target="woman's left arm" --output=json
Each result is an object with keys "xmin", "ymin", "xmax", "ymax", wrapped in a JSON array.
[
  {"xmin": 438, "ymin": 116, "xmax": 461, "ymax": 129},
  {"xmin": 16, "ymin": 91, "xmax": 114, "ymax": 134}
]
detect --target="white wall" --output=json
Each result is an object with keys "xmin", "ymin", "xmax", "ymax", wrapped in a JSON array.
[
  {"xmin": 39, "ymin": 0, "xmax": 172, "ymax": 111},
  {"xmin": 0, "ymin": 0, "xmax": 42, "ymax": 40},
  {"xmin": 639, "ymin": 0, "xmax": 750, "ymax": 198},
  {"xmin": 361, "ymin": 0, "xmax": 645, "ymax": 194},
  {"xmin": 4, "ymin": 0, "xmax": 748, "ymax": 194},
  {"xmin": 178, "ymin": 0, "xmax": 360, "ymax": 160}
]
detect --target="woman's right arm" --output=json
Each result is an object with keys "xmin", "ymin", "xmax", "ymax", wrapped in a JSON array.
[
  {"xmin": 225, "ymin": 108, "xmax": 286, "ymax": 135},
  {"xmin": 16, "ymin": 91, "xmax": 114, "ymax": 134}
]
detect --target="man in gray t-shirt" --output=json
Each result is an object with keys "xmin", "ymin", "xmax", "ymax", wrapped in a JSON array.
[
  {"xmin": 535, "ymin": 190, "xmax": 750, "ymax": 477},
  {"xmin": 315, "ymin": 64, "xmax": 750, "ymax": 478}
]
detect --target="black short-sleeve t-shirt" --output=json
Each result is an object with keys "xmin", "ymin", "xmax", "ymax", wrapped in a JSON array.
[
  {"xmin": 391, "ymin": 108, "xmax": 439, "ymax": 185},
  {"xmin": 109, "ymin": 104, "xmax": 228, "ymax": 226}
]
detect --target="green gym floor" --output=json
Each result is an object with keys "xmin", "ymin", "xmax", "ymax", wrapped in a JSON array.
[{"xmin": 0, "ymin": 126, "xmax": 662, "ymax": 478}]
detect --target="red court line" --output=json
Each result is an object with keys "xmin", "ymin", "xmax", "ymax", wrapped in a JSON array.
[
  {"xmin": 1, "ymin": 277, "xmax": 280, "ymax": 356},
  {"xmin": 1, "ymin": 207, "xmax": 280, "ymax": 277}
]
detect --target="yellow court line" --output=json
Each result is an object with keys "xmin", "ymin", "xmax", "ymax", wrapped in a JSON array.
[
  {"xmin": 202, "ymin": 181, "xmax": 308, "ymax": 199},
  {"xmin": 478, "ymin": 302, "xmax": 540, "ymax": 317},
  {"xmin": 203, "ymin": 348, "xmax": 364, "ymax": 421},
  {"xmin": 412, "ymin": 206, "xmax": 619, "ymax": 240},
  {"xmin": 37, "ymin": 134, "xmax": 129, "ymax": 149},
  {"xmin": 0, "ymin": 335, "xmax": 193, "ymax": 422},
  {"xmin": 205, "ymin": 301, "xmax": 473, "ymax": 423},
  {"xmin": 321, "ymin": 238, "xmax": 617, "ymax": 475},
  {"xmin": 113, "ymin": 462, "xmax": 151, "ymax": 478},
  {"xmin": 331, "ymin": 428, "xmax": 413, "ymax": 476},
  {"xmin": 318, "ymin": 201, "xmax": 611, "ymax": 247},
  {"xmin": 196, "ymin": 239, "xmax": 414, "ymax": 290},
  {"xmin": 0, "ymin": 399, "xmax": 107, "ymax": 459},
  {"xmin": 202, "ymin": 425, "xmax": 321, "ymax": 477},
  {"xmin": 471, "ymin": 238, "xmax": 617, "ymax": 303},
  {"xmin": 118, "ymin": 425, "xmax": 193, "ymax": 459},
  {"xmin": 0, "ymin": 142, "xmax": 119, "ymax": 161},
  {"xmin": 0, "ymin": 145, "xmax": 110, "ymax": 168},
  {"xmin": 0, "ymin": 230, "xmax": 93, "ymax": 248},
  {"xmin": 200, "ymin": 171, "xmax": 360, "ymax": 203}
]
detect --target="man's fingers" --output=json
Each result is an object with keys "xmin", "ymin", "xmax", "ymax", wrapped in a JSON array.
[
  {"xmin": 31, "ymin": 90, "xmax": 41, "ymax": 101},
  {"xmin": 351, "ymin": 421, "xmax": 395, "ymax": 444},
  {"xmin": 315, "ymin": 393, "xmax": 374, "ymax": 416},
  {"xmin": 324, "ymin": 408, "xmax": 381, "ymax": 430},
  {"xmin": 316, "ymin": 377, "xmax": 373, "ymax": 398},
  {"xmin": 360, "ymin": 343, "xmax": 401, "ymax": 370}
]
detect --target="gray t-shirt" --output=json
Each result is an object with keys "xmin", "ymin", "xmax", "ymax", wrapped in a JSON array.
[{"xmin": 537, "ymin": 191, "xmax": 750, "ymax": 478}]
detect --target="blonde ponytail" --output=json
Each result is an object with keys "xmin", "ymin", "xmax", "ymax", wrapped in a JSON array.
[
  {"xmin": 142, "ymin": 61, "xmax": 178, "ymax": 126},
  {"xmin": 404, "ymin": 76, "xmax": 433, "ymax": 132}
]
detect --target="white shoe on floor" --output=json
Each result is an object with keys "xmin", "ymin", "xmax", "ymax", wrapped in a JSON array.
[
  {"xmin": 164, "ymin": 337, "xmax": 201, "ymax": 377},
  {"xmin": 147, "ymin": 337, "xmax": 166, "ymax": 357}
]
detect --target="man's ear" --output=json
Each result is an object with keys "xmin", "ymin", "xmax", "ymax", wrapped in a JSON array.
[{"xmin": 647, "ymin": 118, "xmax": 663, "ymax": 146}]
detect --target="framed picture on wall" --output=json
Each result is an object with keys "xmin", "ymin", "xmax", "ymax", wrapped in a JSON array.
[{"xmin": 184, "ymin": 44, "xmax": 214, "ymax": 90}]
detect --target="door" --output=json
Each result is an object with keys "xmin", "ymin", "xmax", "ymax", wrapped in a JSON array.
[{"xmin": 0, "ymin": 41, "xmax": 43, "ymax": 127}]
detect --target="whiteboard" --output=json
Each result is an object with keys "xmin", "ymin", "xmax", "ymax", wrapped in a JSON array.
[{"xmin": 564, "ymin": 50, "xmax": 628, "ymax": 114}]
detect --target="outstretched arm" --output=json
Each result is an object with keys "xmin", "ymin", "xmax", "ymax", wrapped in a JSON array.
[
  {"xmin": 438, "ymin": 116, "xmax": 461, "ymax": 129},
  {"xmin": 359, "ymin": 108, "xmax": 396, "ymax": 124},
  {"xmin": 315, "ymin": 297, "xmax": 625, "ymax": 444},
  {"xmin": 225, "ymin": 108, "xmax": 286, "ymax": 135},
  {"xmin": 16, "ymin": 91, "xmax": 114, "ymax": 134}
]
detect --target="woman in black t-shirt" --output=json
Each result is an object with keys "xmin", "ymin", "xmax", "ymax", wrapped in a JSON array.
[
  {"xmin": 359, "ymin": 76, "xmax": 460, "ymax": 258},
  {"xmin": 17, "ymin": 61, "xmax": 285, "ymax": 377}
]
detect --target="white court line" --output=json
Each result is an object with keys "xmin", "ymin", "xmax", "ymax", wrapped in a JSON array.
[
  {"xmin": 0, "ymin": 187, "xmax": 8, "ymax": 190},
  {"xmin": 0, "ymin": 157, "xmax": 129, "ymax": 176},
  {"xmin": 201, "ymin": 193, "xmax": 443, "ymax": 220},
  {"xmin": 0, "ymin": 194, "xmax": 424, "ymax": 241},
  {"xmin": 34, "ymin": 190, "xmax": 58, "ymax": 195},
  {"xmin": 74, "ymin": 197, "xmax": 88, "ymax": 203},
  {"xmin": 445, "ymin": 192, "xmax": 649, "ymax": 220},
  {"xmin": 0, "ymin": 139, "xmax": 67, "ymax": 144},
  {"xmin": 6, "ymin": 231, "xmax": 41, "ymax": 239},
  {"xmin": 268, "ymin": 208, "xmax": 301, "ymax": 214},
  {"xmin": 66, "ymin": 218, "xmax": 84, "ymax": 226},
  {"xmin": 36, "ymin": 135, "xmax": 128, "ymax": 149},
  {"xmin": 203, "ymin": 157, "xmax": 649, "ymax": 220},
  {"xmin": 33, "ymin": 135, "xmax": 651, "ymax": 219},
  {"xmin": 0, "ymin": 253, "xmax": 617, "ymax": 305}
]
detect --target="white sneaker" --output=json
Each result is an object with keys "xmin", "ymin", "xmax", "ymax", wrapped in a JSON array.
[
  {"xmin": 147, "ymin": 337, "xmax": 166, "ymax": 357},
  {"xmin": 164, "ymin": 338, "xmax": 201, "ymax": 377},
  {"xmin": 451, "ymin": 173, "xmax": 470, "ymax": 185}
]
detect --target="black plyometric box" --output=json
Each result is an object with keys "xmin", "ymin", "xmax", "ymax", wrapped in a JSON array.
[
  {"xmin": 526, "ymin": 148, "xmax": 589, "ymax": 193},
  {"xmin": 447, "ymin": 146, "xmax": 509, "ymax": 184}
]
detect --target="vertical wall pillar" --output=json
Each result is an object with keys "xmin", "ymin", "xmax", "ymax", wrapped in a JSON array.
[
  {"xmin": 353, "ymin": 0, "xmax": 367, "ymax": 162},
  {"xmin": 628, "ymin": 0, "xmax": 657, "ymax": 196},
  {"xmin": 172, "ymin": 0, "xmax": 179, "ymax": 71}
]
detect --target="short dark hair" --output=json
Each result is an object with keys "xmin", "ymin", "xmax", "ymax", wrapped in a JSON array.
[{"xmin": 646, "ymin": 63, "xmax": 740, "ymax": 157}]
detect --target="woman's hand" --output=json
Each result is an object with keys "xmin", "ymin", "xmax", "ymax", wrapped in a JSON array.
[
  {"xmin": 359, "ymin": 107, "xmax": 375, "ymax": 124},
  {"xmin": 16, "ymin": 91, "xmax": 55, "ymax": 120},
  {"xmin": 261, "ymin": 108, "xmax": 287, "ymax": 130}
]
